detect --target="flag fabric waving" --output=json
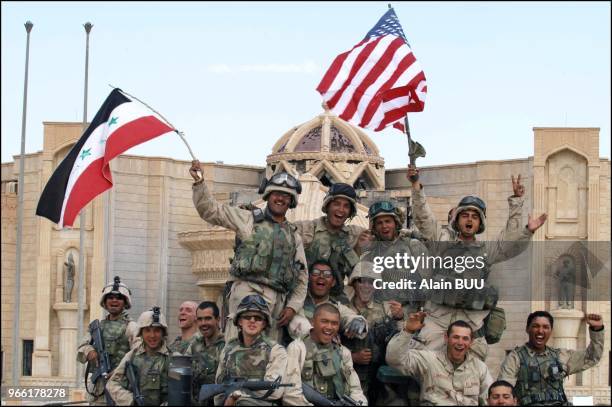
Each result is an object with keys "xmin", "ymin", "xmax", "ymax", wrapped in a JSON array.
[
  {"xmin": 317, "ymin": 7, "xmax": 427, "ymax": 132},
  {"xmin": 36, "ymin": 88, "xmax": 173, "ymax": 227}
]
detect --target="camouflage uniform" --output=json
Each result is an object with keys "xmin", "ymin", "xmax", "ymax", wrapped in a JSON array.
[
  {"xmin": 168, "ymin": 332, "xmax": 201, "ymax": 355},
  {"xmin": 283, "ymin": 335, "xmax": 368, "ymax": 406},
  {"xmin": 77, "ymin": 278, "xmax": 139, "ymax": 406},
  {"xmin": 185, "ymin": 332, "xmax": 225, "ymax": 405},
  {"xmin": 498, "ymin": 327, "xmax": 605, "ymax": 406},
  {"xmin": 288, "ymin": 292, "xmax": 368, "ymax": 340},
  {"xmin": 215, "ymin": 334, "xmax": 288, "ymax": 406},
  {"xmin": 410, "ymin": 187, "xmax": 533, "ymax": 360},
  {"xmin": 192, "ymin": 179, "xmax": 307, "ymax": 343},
  {"xmin": 386, "ymin": 330, "xmax": 492, "ymax": 406},
  {"xmin": 107, "ymin": 308, "xmax": 171, "ymax": 406},
  {"xmin": 295, "ymin": 216, "xmax": 364, "ymax": 303}
]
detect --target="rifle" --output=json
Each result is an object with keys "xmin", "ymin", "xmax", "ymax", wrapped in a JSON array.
[
  {"xmin": 86, "ymin": 319, "xmax": 114, "ymax": 405},
  {"xmin": 198, "ymin": 377, "xmax": 292, "ymax": 404},
  {"xmin": 125, "ymin": 360, "xmax": 145, "ymax": 406},
  {"xmin": 302, "ymin": 382, "xmax": 362, "ymax": 406}
]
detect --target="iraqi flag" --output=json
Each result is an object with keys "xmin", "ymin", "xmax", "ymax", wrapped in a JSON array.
[{"xmin": 36, "ymin": 88, "xmax": 173, "ymax": 227}]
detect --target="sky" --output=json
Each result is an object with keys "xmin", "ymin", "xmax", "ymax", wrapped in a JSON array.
[{"xmin": 2, "ymin": 1, "xmax": 610, "ymax": 170}]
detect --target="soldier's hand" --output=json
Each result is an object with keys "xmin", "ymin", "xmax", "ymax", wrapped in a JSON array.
[
  {"xmin": 357, "ymin": 230, "xmax": 374, "ymax": 251},
  {"xmin": 352, "ymin": 349, "xmax": 373, "ymax": 365},
  {"xmin": 404, "ymin": 311, "xmax": 426, "ymax": 333},
  {"xmin": 586, "ymin": 314, "xmax": 604, "ymax": 330},
  {"xmin": 527, "ymin": 213, "xmax": 548, "ymax": 233},
  {"xmin": 345, "ymin": 318, "xmax": 367, "ymax": 338},
  {"xmin": 223, "ymin": 392, "xmax": 240, "ymax": 406},
  {"xmin": 407, "ymin": 165, "xmax": 421, "ymax": 190},
  {"xmin": 277, "ymin": 307, "xmax": 296, "ymax": 327},
  {"xmin": 86, "ymin": 350, "xmax": 98, "ymax": 363},
  {"xmin": 511, "ymin": 174, "xmax": 525, "ymax": 197},
  {"xmin": 388, "ymin": 301, "xmax": 404, "ymax": 320},
  {"xmin": 190, "ymin": 160, "xmax": 202, "ymax": 182}
]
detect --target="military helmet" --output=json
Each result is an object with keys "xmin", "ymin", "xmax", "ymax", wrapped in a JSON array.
[
  {"xmin": 100, "ymin": 276, "xmax": 132, "ymax": 310},
  {"xmin": 368, "ymin": 200, "xmax": 404, "ymax": 229},
  {"xmin": 137, "ymin": 306, "xmax": 168, "ymax": 336},
  {"xmin": 233, "ymin": 294, "xmax": 271, "ymax": 326},
  {"xmin": 348, "ymin": 261, "xmax": 378, "ymax": 285},
  {"xmin": 258, "ymin": 172, "xmax": 302, "ymax": 209},
  {"xmin": 321, "ymin": 183, "xmax": 357, "ymax": 218},
  {"xmin": 451, "ymin": 195, "xmax": 487, "ymax": 234}
]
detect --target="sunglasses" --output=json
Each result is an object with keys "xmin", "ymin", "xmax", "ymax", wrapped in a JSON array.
[
  {"xmin": 310, "ymin": 269, "xmax": 334, "ymax": 278},
  {"xmin": 240, "ymin": 314, "xmax": 265, "ymax": 322}
]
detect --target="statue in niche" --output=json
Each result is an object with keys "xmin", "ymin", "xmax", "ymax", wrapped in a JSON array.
[
  {"xmin": 555, "ymin": 256, "xmax": 576, "ymax": 309},
  {"xmin": 63, "ymin": 252, "xmax": 75, "ymax": 303}
]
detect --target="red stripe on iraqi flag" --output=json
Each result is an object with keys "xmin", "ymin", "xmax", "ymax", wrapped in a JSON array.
[
  {"xmin": 62, "ymin": 157, "xmax": 109, "ymax": 227},
  {"xmin": 102, "ymin": 116, "xmax": 174, "ymax": 182}
]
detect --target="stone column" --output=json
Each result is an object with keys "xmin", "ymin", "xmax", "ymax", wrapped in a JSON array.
[
  {"xmin": 550, "ymin": 308, "xmax": 584, "ymax": 386},
  {"xmin": 53, "ymin": 302, "xmax": 86, "ymax": 378}
]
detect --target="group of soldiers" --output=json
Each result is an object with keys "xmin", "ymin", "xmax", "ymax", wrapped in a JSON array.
[{"xmin": 76, "ymin": 162, "xmax": 605, "ymax": 406}]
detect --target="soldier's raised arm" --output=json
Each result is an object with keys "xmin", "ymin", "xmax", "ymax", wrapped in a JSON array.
[
  {"xmin": 407, "ymin": 165, "xmax": 438, "ymax": 241},
  {"xmin": 191, "ymin": 160, "xmax": 254, "ymax": 234},
  {"xmin": 385, "ymin": 312, "xmax": 429, "ymax": 378},
  {"xmin": 560, "ymin": 314, "xmax": 605, "ymax": 375}
]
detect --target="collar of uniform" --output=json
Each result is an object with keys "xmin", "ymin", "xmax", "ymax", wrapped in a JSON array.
[
  {"xmin": 307, "ymin": 292, "xmax": 333, "ymax": 306},
  {"xmin": 438, "ymin": 350, "xmax": 472, "ymax": 373},
  {"xmin": 239, "ymin": 333, "xmax": 267, "ymax": 347},
  {"xmin": 105, "ymin": 311, "xmax": 130, "ymax": 322},
  {"xmin": 350, "ymin": 296, "xmax": 374, "ymax": 312},
  {"xmin": 135, "ymin": 341, "xmax": 170, "ymax": 356},
  {"xmin": 523, "ymin": 343, "xmax": 554, "ymax": 357},
  {"xmin": 264, "ymin": 206, "xmax": 287, "ymax": 224},
  {"xmin": 320, "ymin": 216, "xmax": 349, "ymax": 234},
  {"xmin": 203, "ymin": 331, "xmax": 225, "ymax": 347}
]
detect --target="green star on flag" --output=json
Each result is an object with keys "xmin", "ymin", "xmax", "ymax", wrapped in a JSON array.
[
  {"xmin": 80, "ymin": 148, "xmax": 92, "ymax": 160},
  {"xmin": 108, "ymin": 117, "xmax": 118, "ymax": 126}
]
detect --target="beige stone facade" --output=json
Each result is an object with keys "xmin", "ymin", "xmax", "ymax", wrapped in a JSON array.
[{"xmin": 1, "ymin": 118, "xmax": 609, "ymax": 403}]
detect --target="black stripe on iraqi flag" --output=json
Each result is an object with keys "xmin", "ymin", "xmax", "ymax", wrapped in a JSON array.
[{"xmin": 35, "ymin": 89, "xmax": 130, "ymax": 224}]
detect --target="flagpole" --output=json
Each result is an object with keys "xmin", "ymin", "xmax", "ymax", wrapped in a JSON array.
[
  {"xmin": 76, "ymin": 21, "xmax": 92, "ymax": 388},
  {"xmin": 13, "ymin": 20, "xmax": 33, "ymax": 386}
]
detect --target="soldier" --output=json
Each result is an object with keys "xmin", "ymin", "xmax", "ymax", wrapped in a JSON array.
[
  {"xmin": 190, "ymin": 160, "xmax": 307, "ymax": 343},
  {"xmin": 168, "ymin": 301, "xmax": 200, "ymax": 354},
  {"xmin": 487, "ymin": 380, "xmax": 518, "ymax": 406},
  {"xmin": 77, "ymin": 276, "xmax": 139, "ymax": 405},
  {"xmin": 283, "ymin": 303, "xmax": 368, "ymax": 406},
  {"xmin": 186, "ymin": 301, "xmax": 225, "ymax": 405},
  {"xmin": 386, "ymin": 315, "xmax": 493, "ymax": 406},
  {"xmin": 294, "ymin": 183, "xmax": 367, "ymax": 303},
  {"xmin": 498, "ymin": 311, "xmax": 605, "ymax": 406},
  {"xmin": 407, "ymin": 168, "xmax": 547, "ymax": 360},
  {"xmin": 361, "ymin": 199, "xmax": 430, "ymax": 311},
  {"xmin": 107, "ymin": 307, "xmax": 171, "ymax": 406},
  {"xmin": 214, "ymin": 295, "xmax": 287, "ymax": 406},
  {"xmin": 288, "ymin": 260, "xmax": 368, "ymax": 341},
  {"xmin": 344, "ymin": 261, "xmax": 404, "ymax": 403}
]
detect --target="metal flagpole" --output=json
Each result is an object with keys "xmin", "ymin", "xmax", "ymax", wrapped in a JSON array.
[
  {"xmin": 13, "ymin": 20, "xmax": 33, "ymax": 386},
  {"xmin": 76, "ymin": 21, "xmax": 93, "ymax": 388}
]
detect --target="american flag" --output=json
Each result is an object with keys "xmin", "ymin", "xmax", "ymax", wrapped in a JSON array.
[{"xmin": 317, "ymin": 8, "xmax": 427, "ymax": 132}]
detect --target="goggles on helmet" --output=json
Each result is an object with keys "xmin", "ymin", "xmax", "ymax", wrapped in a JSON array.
[
  {"xmin": 458, "ymin": 196, "xmax": 487, "ymax": 216},
  {"xmin": 368, "ymin": 200, "xmax": 397, "ymax": 218},
  {"xmin": 240, "ymin": 295, "xmax": 268, "ymax": 312},
  {"xmin": 268, "ymin": 173, "xmax": 302, "ymax": 193}
]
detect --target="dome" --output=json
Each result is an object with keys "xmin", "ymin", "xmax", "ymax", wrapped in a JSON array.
[{"xmin": 266, "ymin": 106, "xmax": 385, "ymax": 191}]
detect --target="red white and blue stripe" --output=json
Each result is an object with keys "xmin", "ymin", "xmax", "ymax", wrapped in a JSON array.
[{"xmin": 317, "ymin": 8, "xmax": 427, "ymax": 132}]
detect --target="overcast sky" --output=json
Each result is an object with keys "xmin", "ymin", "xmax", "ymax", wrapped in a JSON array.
[{"xmin": 2, "ymin": 1, "xmax": 610, "ymax": 169}]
